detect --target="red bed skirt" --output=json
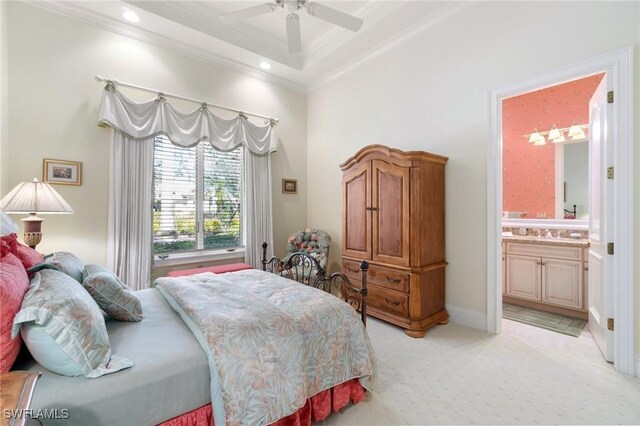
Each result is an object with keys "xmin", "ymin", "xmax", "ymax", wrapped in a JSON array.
[{"xmin": 158, "ymin": 378, "xmax": 366, "ymax": 426}]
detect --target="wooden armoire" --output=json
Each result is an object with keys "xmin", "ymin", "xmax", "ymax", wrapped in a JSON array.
[{"xmin": 340, "ymin": 145, "xmax": 448, "ymax": 338}]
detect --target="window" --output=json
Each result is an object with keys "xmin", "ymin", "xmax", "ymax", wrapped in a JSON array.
[{"xmin": 153, "ymin": 136, "xmax": 244, "ymax": 254}]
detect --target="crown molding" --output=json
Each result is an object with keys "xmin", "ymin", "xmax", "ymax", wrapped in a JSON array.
[{"xmin": 24, "ymin": 0, "xmax": 306, "ymax": 92}]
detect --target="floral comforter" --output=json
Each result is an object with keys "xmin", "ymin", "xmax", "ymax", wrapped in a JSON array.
[{"xmin": 154, "ymin": 269, "xmax": 376, "ymax": 426}]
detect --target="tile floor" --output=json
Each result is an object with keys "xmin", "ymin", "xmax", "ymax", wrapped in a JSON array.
[{"xmin": 323, "ymin": 317, "xmax": 640, "ymax": 425}]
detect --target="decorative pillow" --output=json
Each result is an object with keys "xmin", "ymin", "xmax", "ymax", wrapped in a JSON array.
[
  {"xmin": 0, "ymin": 233, "xmax": 18, "ymax": 256},
  {"xmin": 12, "ymin": 269, "xmax": 133, "ymax": 378},
  {"xmin": 0, "ymin": 233, "xmax": 45, "ymax": 269},
  {"xmin": 82, "ymin": 264, "xmax": 143, "ymax": 322},
  {"xmin": 15, "ymin": 244, "xmax": 45, "ymax": 270},
  {"xmin": 0, "ymin": 252, "xmax": 30, "ymax": 373},
  {"xmin": 43, "ymin": 251, "xmax": 84, "ymax": 283}
]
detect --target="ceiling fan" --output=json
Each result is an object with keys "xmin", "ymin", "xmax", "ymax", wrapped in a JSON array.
[{"xmin": 219, "ymin": 0, "xmax": 364, "ymax": 54}]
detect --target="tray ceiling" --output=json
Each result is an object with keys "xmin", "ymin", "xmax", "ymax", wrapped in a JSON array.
[{"xmin": 31, "ymin": 1, "xmax": 470, "ymax": 91}]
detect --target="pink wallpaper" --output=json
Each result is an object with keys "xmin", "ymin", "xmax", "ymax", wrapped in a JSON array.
[{"xmin": 502, "ymin": 73, "xmax": 604, "ymax": 218}]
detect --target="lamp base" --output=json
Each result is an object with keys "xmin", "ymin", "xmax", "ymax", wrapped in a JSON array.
[
  {"xmin": 21, "ymin": 214, "xmax": 43, "ymax": 249},
  {"xmin": 23, "ymin": 232, "xmax": 42, "ymax": 249}
]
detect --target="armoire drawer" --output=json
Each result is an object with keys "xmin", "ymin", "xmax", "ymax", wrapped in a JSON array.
[
  {"xmin": 342, "ymin": 261, "xmax": 410, "ymax": 293},
  {"xmin": 368, "ymin": 285, "xmax": 409, "ymax": 317}
]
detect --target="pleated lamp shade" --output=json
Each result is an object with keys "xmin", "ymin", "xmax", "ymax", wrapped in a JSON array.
[
  {"xmin": 0, "ymin": 178, "xmax": 74, "ymax": 214},
  {"xmin": 0, "ymin": 178, "xmax": 73, "ymax": 248}
]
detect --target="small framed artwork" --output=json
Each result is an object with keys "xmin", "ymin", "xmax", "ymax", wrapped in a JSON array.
[
  {"xmin": 282, "ymin": 179, "xmax": 297, "ymax": 194},
  {"xmin": 43, "ymin": 159, "xmax": 82, "ymax": 186}
]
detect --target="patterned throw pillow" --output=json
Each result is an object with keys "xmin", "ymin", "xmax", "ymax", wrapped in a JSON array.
[
  {"xmin": 0, "ymin": 251, "xmax": 30, "ymax": 373},
  {"xmin": 82, "ymin": 264, "xmax": 143, "ymax": 322},
  {"xmin": 0, "ymin": 233, "xmax": 44, "ymax": 269},
  {"xmin": 43, "ymin": 251, "xmax": 84, "ymax": 283},
  {"xmin": 12, "ymin": 269, "xmax": 133, "ymax": 378}
]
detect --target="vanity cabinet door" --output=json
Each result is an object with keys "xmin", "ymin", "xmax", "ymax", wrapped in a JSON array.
[
  {"xmin": 541, "ymin": 258, "xmax": 583, "ymax": 309},
  {"xmin": 506, "ymin": 255, "xmax": 540, "ymax": 301}
]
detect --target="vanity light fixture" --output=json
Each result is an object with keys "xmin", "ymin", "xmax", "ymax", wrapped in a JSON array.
[
  {"xmin": 525, "ymin": 123, "xmax": 587, "ymax": 145},
  {"xmin": 122, "ymin": 9, "xmax": 140, "ymax": 23},
  {"xmin": 548, "ymin": 125, "xmax": 562, "ymax": 140},
  {"xmin": 528, "ymin": 131, "xmax": 542, "ymax": 144},
  {"xmin": 552, "ymin": 132, "xmax": 566, "ymax": 143},
  {"xmin": 532, "ymin": 135, "xmax": 546, "ymax": 146},
  {"xmin": 568, "ymin": 124, "xmax": 586, "ymax": 140}
]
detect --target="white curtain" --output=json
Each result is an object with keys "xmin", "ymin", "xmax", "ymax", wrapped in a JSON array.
[
  {"xmin": 244, "ymin": 153, "xmax": 273, "ymax": 268},
  {"xmin": 107, "ymin": 132, "xmax": 153, "ymax": 290},
  {"xmin": 99, "ymin": 84, "xmax": 277, "ymax": 287}
]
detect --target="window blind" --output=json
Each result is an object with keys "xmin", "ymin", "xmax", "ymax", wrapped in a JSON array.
[{"xmin": 153, "ymin": 137, "xmax": 244, "ymax": 254}]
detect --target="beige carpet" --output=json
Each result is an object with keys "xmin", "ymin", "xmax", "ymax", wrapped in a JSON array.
[{"xmin": 322, "ymin": 318, "xmax": 640, "ymax": 425}]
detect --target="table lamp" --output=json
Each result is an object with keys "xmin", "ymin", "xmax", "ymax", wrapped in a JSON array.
[{"xmin": 0, "ymin": 178, "xmax": 74, "ymax": 248}]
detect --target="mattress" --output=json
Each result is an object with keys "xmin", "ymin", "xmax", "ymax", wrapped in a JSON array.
[{"xmin": 14, "ymin": 288, "xmax": 211, "ymax": 426}]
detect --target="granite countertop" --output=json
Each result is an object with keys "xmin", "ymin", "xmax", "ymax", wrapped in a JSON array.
[{"xmin": 502, "ymin": 235, "xmax": 590, "ymax": 248}]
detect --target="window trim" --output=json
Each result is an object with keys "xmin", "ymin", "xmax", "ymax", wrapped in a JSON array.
[
  {"xmin": 153, "ymin": 247, "xmax": 246, "ymax": 267},
  {"xmin": 152, "ymin": 138, "xmax": 245, "ymax": 257}
]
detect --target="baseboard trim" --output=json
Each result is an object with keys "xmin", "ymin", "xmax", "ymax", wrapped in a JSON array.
[{"xmin": 446, "ymin": 304, "xmax": 487, "ymax": 331}]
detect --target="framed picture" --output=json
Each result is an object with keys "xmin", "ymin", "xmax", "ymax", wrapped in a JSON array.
[
  {"xmin": 282, "ymin": 179, "xmax": 297, "ymax": 194},
  {"xmin": 43, "ymin": 159, "xmax": 82, "ymax": 186}
]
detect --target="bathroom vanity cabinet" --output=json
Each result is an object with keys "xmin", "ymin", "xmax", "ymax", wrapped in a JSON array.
[{"xmin": 503, "ymin": 237, "xmax": 589, "ymax": 320}]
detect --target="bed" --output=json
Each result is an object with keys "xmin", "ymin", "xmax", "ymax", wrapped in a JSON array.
[{"xmin": 8, "ymin": 245, "xmax": 375, "ymax": 426}]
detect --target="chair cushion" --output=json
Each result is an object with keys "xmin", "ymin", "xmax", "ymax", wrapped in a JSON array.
[
  {"xmin": 0, "ymin": 251, "xmax": 30, "ymax": 373},
  {"xmin": 12, "ymin": 269, "xmax": 133, "ymax": 378},
  {"xmin": 82, "ymin": 264, "xmax": 142, "ymax": 322},
  {"xmin": 286, "ymin": 229, "xmax": 331, "ymax": 271}
]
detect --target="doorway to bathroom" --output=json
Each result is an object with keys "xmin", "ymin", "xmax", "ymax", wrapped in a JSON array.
[
  {"xmin": 500, "ymin": 73, "xmax": 600, "ymax": 343},
  {"xmin": 487, "ymin": 48, "xmax": 634, "ymax": 376}
]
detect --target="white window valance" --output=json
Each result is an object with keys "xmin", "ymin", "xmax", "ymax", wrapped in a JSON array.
[{"xmin": 98, "ymin": 83, "xmax": 277, "ymax": 155}]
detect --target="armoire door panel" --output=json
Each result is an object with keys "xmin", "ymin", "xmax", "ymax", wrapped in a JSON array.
[
  {"xmin": 372, "ymin": 160, "xmax": 410, "ymax": 266},
  {"xmin": 342, "ymin": 163, "xmax": 371, "ymax": 259}
]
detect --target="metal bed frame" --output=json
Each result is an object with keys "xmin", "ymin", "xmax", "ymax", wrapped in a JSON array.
[{"xmin": 261, "ymin": 242, "xmax": 369, "ymax": 326}]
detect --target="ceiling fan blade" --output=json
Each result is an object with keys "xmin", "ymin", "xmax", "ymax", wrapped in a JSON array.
[
  {"xmin": 286, "ymin": 13, "xmax": 302, "ymax": 53},
  {"xmin": 219, "ymin": 3, "xmax": 278, "ymax": 22},
  {"xmin": 305, "ymin": 2, "xmax": 363, "ymax": 32}
]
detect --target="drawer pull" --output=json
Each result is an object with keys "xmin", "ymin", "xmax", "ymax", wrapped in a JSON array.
[
  {"xmin": 386, "ymin": 276, "xmax": 401, "ymax": 283},
  {"xmin": 384, "ymin": 297, "xmax": 400, "ymax": 306},
  {"xmin": 347, "ymin": 266, "xmax": 359, "ymax": 273}
]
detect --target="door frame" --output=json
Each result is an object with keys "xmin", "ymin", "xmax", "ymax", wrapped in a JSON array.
[{"xmin": 487, "ymin": 47, "xmax": 634, "ymax": 375}]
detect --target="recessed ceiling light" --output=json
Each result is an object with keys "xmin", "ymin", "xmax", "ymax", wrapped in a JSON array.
[
  {"xmin": 259, "ymin": 61, "xmax": 272, "ymax": 70},
  {"xmin": 122, "ymin": 9, "xmax": 140, "ymax": 23}
]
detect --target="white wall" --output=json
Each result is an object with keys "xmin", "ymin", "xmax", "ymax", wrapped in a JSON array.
[
  {"xmin": 4, "ymin": 2, "xmax": 307, "ymax": 266},
  {"xmin": 0, "ymin": 0, "xmax": 8, "ymax": 196},
  {"xmin": 306, "ymin": 1, "xmax": 640, "ymax": 351}
]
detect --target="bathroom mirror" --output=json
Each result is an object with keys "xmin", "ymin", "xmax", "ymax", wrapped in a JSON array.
[{"xmin": 501, "ymin": 73, "xmax": 602, "ymax": 227}]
